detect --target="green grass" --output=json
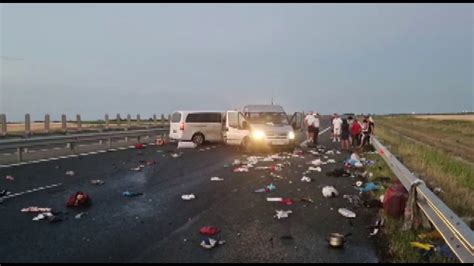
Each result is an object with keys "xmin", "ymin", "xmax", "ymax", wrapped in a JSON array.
[
  {"xmin": 363, "ymin": 153, "xmax": 456, "ymax": 263},
  {"xmin": 373, "ymin": 126, "xmax": 474, "ymax": 217}
]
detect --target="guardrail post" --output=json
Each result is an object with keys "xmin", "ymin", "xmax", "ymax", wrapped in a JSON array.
[
  {"xmin": 76, "ymin": 115, "xmax": 82, "ymax": 130},
  {"xmin": 161, "ymin": 114, "xmax": 165, "ymax": 127},
  {"xmin": 61, "ymin": 114, "xmax": 67, "ymax": 133},
  {"xmin": 105, "ymin": 114, "xmax": 110, "ymax": 129},
  {"xmin": 127, "ymin": 114, "xmax": 131, "ymax": 130},
  {"xmin": 44, "ymin": 114, "xmax": 50, "ymax": 133},
  {"xmin": 137, "ymin": 135, "xmax": 141, "ymax": 143},
  {"xmin": 68, "ymin": 142, "xmax": 75, "ymax": 153},
  {"xmin": 0, "ymin": 114, "xmax": 7, "ymax": 136},
  {"xmin": 17, "ymin": 147, "xmax": 23, "ymax": 162},
  {"xmin": 137, "ymin": 114, "xmax": 140, "ymax": 126},
  {"xmin": 24, "ymin": 113, "xmax": 31, "ymax": 137},
  {"xmin": 153, "ymin": 114, "xmax": 157, "ymax": 125},
  {"xmin": 116, "ymin": 114, "xmax": 121, "ymax": 127},
  {"xmin": 107, "ymin": 138, "xmax": 112, "ymax": 149}
]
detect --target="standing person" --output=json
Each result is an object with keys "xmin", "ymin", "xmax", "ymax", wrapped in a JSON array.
[
  {"xmin": 368, "ymin": 116, "xmax": 375, "ymax": 136},
  {"xmin": 351, "ymin": 118, "xmax": 362, "ymax": 147},
  {"xmin": 329, "ymin": 114, "xmax": 336, "ymax": 140},
  {"xmin": 359, "ymin": 116, "xmax": 370, "ymax": 148},
  {"xmin": 347, "ymin": 115, "xmax": 354, "ymax": 144},
  {"xmin": 312, "ymin": 112, "xmax": 320, "ymax": 146},
  {"xmin": 340, "ymin": 119, "xmax": 350, "ymax": 150},
  {"xmin": 332, "ymin": 114, "xmax": 343, "ymax": 142},
  {"xmin": 304, "ymin": 111, "xmax": 316, "ymax": 145}
]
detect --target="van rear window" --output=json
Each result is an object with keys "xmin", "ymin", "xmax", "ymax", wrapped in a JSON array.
[
  {"xmin": 171, "ymin": 112, "xmax": 182, "ymax": 123},
  {"xmin": 185, "ymin": 113, "xmax": 222, "ymax": 123}
]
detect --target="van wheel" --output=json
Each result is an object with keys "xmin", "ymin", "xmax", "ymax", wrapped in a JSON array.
[{"xmin": 192, "ymin": 133, "xmax": 205, "ymax": 146}]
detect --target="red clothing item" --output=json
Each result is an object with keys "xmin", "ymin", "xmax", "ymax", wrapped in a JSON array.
[{"xmin": 351, "ymin": 122, "xmax": 362, "ymax": 135}]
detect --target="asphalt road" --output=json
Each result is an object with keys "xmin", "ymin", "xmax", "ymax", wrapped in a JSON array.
[{"xmin": 0, "ymin": 118, "xmax": 380, "ymax": 263}]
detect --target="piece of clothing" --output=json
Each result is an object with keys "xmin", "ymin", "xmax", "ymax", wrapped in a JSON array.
[{"xmin": 341, "ymin": 123, "xmax": 350, "ymax": 139}]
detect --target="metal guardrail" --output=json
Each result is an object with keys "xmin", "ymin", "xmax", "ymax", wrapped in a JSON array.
[
  {"xmin": 371, "ymin": 136, "xmax": 474, "ymax": 263},
  {"xmin": 0, "ymin": 128, "xmax": 169, "ymax": 163}
]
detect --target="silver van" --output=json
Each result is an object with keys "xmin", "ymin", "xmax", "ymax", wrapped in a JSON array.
[
  {"xmin": 169, "ymin": 111, "xmax": 225, "ymax": 145},
  {"xmin": 223, "ymin": 105, "xmax": 304, "ymax": 152}
]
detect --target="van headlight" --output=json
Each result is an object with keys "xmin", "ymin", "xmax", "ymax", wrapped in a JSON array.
[
  {"xmin": 251, "ymin": 130, "xmax": 266, "ymax": 140},
  {"xmin": 288, "ymin": 131, "xmax": 295, "ymax": 140}
]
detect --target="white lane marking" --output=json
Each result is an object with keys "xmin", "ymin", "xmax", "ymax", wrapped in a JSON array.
[
  {"xmin": 1, "ymin": 183, "xmax": 62, "ymax": 200},
  {"xmin": 0, "ymin": 141, "xmax": 157, "ymax": 168},
  {"xmin": 318, "ymin": 126, "xmax": 331, "ymax": 135}
]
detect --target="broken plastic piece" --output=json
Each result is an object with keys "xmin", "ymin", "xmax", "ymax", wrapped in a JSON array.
[
  {"xmin": 210, "ymin": 177, "xmax": 224, "ymax": 181},
  {"xmin": 75, "ymin": 212, "xmax": 87, "ymax": 219},
  {"xmin": 65, "ymin": 171, "xmax": 75, "ymax": 176},
  {"xmin": 200, "ymin": 238, "xmax": 225, "ymax": 249},
  {"xmin": 279, "ymin": 198, "xmax": 294, "ymax": 206},
  {"xmin": 21, "ymin": 207, "xmax": 52, "ymax": 213},
  {"xmin": 90, "ymin": 179, "xmax": 105, "ymax": 185},
  {"xmin": 300, "ymin": 176, "xmax": 312, "ymax": 183},
  {"xmin": 177, "ymin": 141, "xmax": 197, "ymax": 149}
]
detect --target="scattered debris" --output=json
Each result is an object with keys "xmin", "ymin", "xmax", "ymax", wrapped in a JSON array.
[
  {"xmin": 90, "ymin": 179, "xmax": 105, "ymax": 185},
  {"xmin": 233, "ymin": 167, "xmax": 249, "ymax": 172},
  {"xmin": 300, "ymin": 197, "xmax": 314, "ymax": 204},
  {"xmin": 308, "ymin": 166, "xmax": 322, "ymax": 172},
  {"xmin": 66, "ymin": 191, "xmax": 91, "ymax": 207},
  {"xmin": 279, "ymin": 198, "xmax": 294, "ymax": 206},
  {"xmin": 181, "ymin": 194, "xmax": 195, "ymax": 200},
  {"xmin": 210, "ymin": 177, "xmax": 224, "ymax": 181},
  {"xmin": 134, "ymin": 143, "xmax": 145, "ymax": 149},
  {"xmin": 21, "ymin": 207, "xmax": 52, "ymax": 213},
  {"xmin": 177, "ymin": 141, "xmax": 197, "ymax": 149},
  {"xmin": 327, "ymin": 159, "xmax": 336, "ymax": 164},
  {"xmin": 300, "ymin": 176, "xmax": 312, "ymax": 183},
  {"xmin": 359, "ymin": 182, "xmax": 380, "ymax": 193},
  {"xmin": 322, "ymin": 186, "xmax": 339, "ymax": 198},
  {"xmin": 274, "ymin": 210, "xmax": 293, "ymax": 219},
  {"xmin": 417, "ymin": 230, "xmax": 442, "ymax": 240},
  {"xmin": 5, "ymin": 175, "xmax": 15, "ymax": 181},
  {"xmin": 338, "ymin": 208, "xmax": 356, "ymax": 218},
  {"xmin": 343, "ymin": 195, "xmax": 362, "ymax": 207},
  {"xmin": 170, "ymin": 152, "xmax": 183, "ymax": 158},
  {"xmin": 200, "ymin": 238, "xmax": 225, "ymax": 249},
  {"xmin": 355, "ymin": 181, "xmax": 363, "ymax": 187},
  {"xmin": 75, "ymin": 212, "xmax": 88, "ymax": 219},
  {"xmin": 199, "ymin": 226, "xmax": 220, "ymax": 236},
  {"xmin": 0, "ymin": 189, "xmax": 11, "ymax": 197},
  {"xmin": 267, "ymin": 197, "xmax": 283, "ymax": 202},
  {"xmin": 65, "ymin": 170, "xmax": 75, "ymax": 176},
  {"xmin": 122, "ymin": 191, "xmax": 143, "ymax": 197}
]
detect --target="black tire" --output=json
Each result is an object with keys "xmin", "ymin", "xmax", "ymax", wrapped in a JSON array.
[{"xmin": 191, "ymin": 133, "xmax": 205, "ymax": 146}]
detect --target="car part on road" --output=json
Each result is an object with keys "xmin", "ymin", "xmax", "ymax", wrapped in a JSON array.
[
  {"xmin": 181, "ymin": 194, "xmax": 195, "ymax": 201},
  {"xmin": 327, "ymin": 232, "xmax": 352, "ymax": 248},
  {"xmin": 322, "ymin": 186, "xmax": 338, "ymax": 198},
  {"xmin": 338, "ymin": 208, "xmax": 356, "ymax": 218}
]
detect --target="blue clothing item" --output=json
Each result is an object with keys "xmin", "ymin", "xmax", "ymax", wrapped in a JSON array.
[
  {"xmin": 123, "ymin": 191, "xmax": 143, "ymax": 197},
  {"xmin": 359, "ymin": 182, "xmax": 380, "ymax": 193}
]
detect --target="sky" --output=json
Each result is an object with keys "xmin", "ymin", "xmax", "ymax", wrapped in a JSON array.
[{"xmin": 0, "ymin": 3, "xmax": 473, "ymax": 121}]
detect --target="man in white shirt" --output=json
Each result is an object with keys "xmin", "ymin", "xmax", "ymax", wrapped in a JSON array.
[
  {"xmin": 332, "ymin": 114, "xmax": 343, "ymax": 142},
  {"xmin": 304, "ymin": 111, "xmax": 316, "ymax": 143},
  {"xmin": 312, "ymin": 113, "xmax": 320, "ymax": 145}
]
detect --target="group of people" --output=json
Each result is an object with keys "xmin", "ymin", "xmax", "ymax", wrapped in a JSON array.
[{"xmin": 303, "ymin": 112, "xmax": 375, "ymax": 151}]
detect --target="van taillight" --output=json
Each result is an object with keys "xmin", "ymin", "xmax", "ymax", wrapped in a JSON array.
[{"xmin": 179, "ymin": 122, "xmax": 184, "ymax": 130}]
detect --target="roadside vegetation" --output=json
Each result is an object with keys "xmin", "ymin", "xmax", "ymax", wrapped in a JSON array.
[{"xmin": 363, "ymin": 153, "xmax": 454, "ymax": 263}]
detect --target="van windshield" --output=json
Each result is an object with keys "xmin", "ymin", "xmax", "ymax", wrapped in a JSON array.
[{"xmin": 244, "ymin": 112, "xmax": 289, "ymax": 126}]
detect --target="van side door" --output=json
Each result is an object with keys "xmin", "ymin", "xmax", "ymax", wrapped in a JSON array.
[
  {"xmin": 223, "ymin": 111, "xmax": 249, "ymax": 145},
  {"xmin": 289, "ymin": 112, "xmax": 305, "ymax": 141}
]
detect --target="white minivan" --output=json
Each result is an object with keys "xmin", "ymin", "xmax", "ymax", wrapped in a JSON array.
[
  {"xmin": 223, "ymin": 105, "xmax": 305, "ymax": 152},
  {"xmin": 169, "ymin": 111, "xmax": 225, "ymax": 145}
]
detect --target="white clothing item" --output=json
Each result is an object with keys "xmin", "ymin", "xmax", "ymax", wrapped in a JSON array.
[{"xmin": 333, "ymin": 127, "xmax": 341, "ymax": 135}]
